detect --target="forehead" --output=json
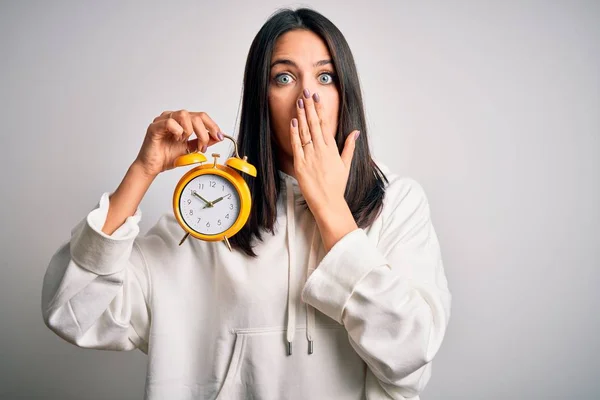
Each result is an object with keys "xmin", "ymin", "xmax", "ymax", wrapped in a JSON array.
[{"xmin": 271, "ymin": 30, "xmax": 331, "ymax": 62}]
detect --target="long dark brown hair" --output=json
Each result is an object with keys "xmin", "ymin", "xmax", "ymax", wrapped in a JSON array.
[{"xmin": 229, "ymin": 7, "xmax": 388, "ymax": 257}]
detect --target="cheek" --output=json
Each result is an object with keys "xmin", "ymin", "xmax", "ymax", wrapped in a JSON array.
[
  {"xmin": 269, "ymin": 90, "xmax": 295, "ymax": 122},
  {"xmin": 319, "ymin": 91, "xmax": 340, "ymax": 137},
  {"xmin": 268, "ymin": 90, "xmax": 295, "ymax": 149}
]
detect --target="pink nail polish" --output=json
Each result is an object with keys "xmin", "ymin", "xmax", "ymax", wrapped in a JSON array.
[
  {"xmin": 298, "ymin": 98, "xmax": 304, "ymax": 109},
  {"xmin": 312, "ymin": 92, "xmax": 320, "ymax": 103},
  {"xmin": 292, "ymin": 118, "xmax": 298, "ymax": 127},
  {"xmin": 354, "ymin": 131, "xmax": 360, "ymax": 140},
  {"xmin": 303, "ymin": 88, "xmax": 310, "ymax": 98}
]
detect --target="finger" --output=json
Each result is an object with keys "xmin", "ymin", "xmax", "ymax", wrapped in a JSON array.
[
  {"xmin": 171, "ymin": 110, "xmax": 194, "ymax": 143},
  {"xmin": 185, "ymin": 137, "xmax": 220, "ymax": 153},
  {"xmin": 153, "ymin": 117, "xmax": 184, "ymax": 141},
  {"xmin": 190, "ymin": 117, "xmax": 211, "ymax": 153},
  {"xmin": 296, "ymin": 96, "xmax": 312, "ymax": 148},
  {"xmin": 195, "ymin": 112, "xmax": 225, "ymax": 143},
  {"xmin": 311, "ymin": 92, "xmax": 329, "ymax": 145},
  {"xmin": 153, "ymin": 110, "xmax": 172, "ymax": 123},
  {"xmin": 302, "ymin": 89, "xmax": 325, "ymax": 147},
  {"xmin": 289, "ymin": 118, "xmax": 304, "ymax": 161},
  {"xmin": 340, "ymin": 130, "xmax": 360, "ymax": 168}
]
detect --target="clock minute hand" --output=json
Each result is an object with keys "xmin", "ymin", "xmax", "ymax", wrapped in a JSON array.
[{"xmin": 192, "ymin": 191, "xmax": 213, "ymax": 207}]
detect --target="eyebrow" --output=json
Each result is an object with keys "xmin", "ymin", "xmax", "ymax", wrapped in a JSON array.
[{"xmin": 270, "ymin": 59, "xmax": 332, "ymax": 68}]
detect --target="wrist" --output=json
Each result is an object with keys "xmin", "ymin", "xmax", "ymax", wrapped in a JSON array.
[
  {"xmin": 102, "ymin": 162, "xmax": 154, "ymax": 235},
  {"xmin": 130, "ymin": 159, "xmax": 159, "ymax": 182},
  {"xmin": 313, "ymin": 199, "xmax": 358, "ymax": 252},
  {"xmin": 111, "ymin": 161, "xmax": 156, "ymax": 205}
]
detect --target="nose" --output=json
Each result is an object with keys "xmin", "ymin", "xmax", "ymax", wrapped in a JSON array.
[{"xmin": 298, "ymin": 77, "xmax": 319, "ymax": 99}]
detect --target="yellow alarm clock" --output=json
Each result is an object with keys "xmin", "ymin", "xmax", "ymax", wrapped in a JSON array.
[{"xmin": 172, "ymin": 134, "xmax": 256, "ymax": 251}]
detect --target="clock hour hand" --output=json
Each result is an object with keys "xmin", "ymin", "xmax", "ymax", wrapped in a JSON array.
[
  {"xmin": 211, "ymin": 195, "xmax": 227, "ymax": 205},
  {"xmin": 192, "ymin": 191, "xmax": 213, "ymax": 207},
  {"xmin": 202, "ymin": 195, "xmax": 227, "ymax": 209}
]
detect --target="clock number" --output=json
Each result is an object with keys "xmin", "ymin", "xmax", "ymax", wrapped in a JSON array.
[
  {"xmin": 187, "ymin": 199, "xmax": 191, "ymax": 205},
  {"xmin": 217, "ymin": 220, "xmax": 222, "ymax": 226},
  {"xmin": 206, "ymin": 222, "xmax": 210, "ymax": 228},
  {"xmin": 189, "ymin": 209, "xmax": 193, "ymax": 216},
  {"xmin": 225, "ymin": 214, "xmax": 229, "ymax": 219},
  {"xmin": 222, "ymin": 185, "xmax": 225, "ymax": 191},
  {"xmin": 210, "ymin": 181, "xmax": 216, "ymax": 188},
  {"xmin": 199, "ymin": 183, "xmax": 204, "ymax": 190},
  {"xmin": 197, "ymin": 218, "xmax": 201, "ymax": 223},
  {"xmin": 229, "ymin": 204, "xmax": 234, "ymax": 210},
  {"xmin": 226, "ymin": 194, "xmax": 232, "ymax": 199}
]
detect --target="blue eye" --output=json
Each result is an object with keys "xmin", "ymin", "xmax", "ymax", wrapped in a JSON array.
[
  {"xmin": 275, "ymin": 73, "xmax": 293, "ymax": 85},
  {"xmin": 318, "ymin": 73, "xmax": 335, "ymax": 84}
]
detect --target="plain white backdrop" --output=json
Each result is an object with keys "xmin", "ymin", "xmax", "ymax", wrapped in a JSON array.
[{"xmin": 1, "ymin": 1, "xmax": 598, "ymax": 399}]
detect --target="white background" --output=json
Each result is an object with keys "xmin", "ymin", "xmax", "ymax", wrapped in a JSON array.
[{"xmin": 1, "ymin": 1, "xmax": 598, "ymax": 398}]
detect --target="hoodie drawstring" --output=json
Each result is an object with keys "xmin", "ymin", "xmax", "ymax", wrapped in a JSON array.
[
  {"xmin": 305, "ymin": 225, "xmax": 318, "ymax": 355},
  {"xmin": 285, "ymin": 178, "xmax": 297, "ymax": 356},
  {"xmin": 284, "ymin": 177, "xmax": 319, "ymax": 356}
]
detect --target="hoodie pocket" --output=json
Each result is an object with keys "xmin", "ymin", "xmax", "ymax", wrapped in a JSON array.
[
  {"xmin": 214, "ymin": 331, "xmax": 248, "ymax": 399},
  {"xmin": 215, "ymin": 326, "xmax": 365, "ymax": 400},
  {"xmin": 215, "ymin": 327, "xmax": 280, "ymax": 400}
]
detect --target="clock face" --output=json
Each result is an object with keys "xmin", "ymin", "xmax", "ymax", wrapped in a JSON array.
[{"xmin": 179, "ymin": 174, "xmax": 241, "ymax": 236}]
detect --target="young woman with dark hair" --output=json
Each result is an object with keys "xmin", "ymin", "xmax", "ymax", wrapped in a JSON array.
[{"xmin": 42, "ymin": 7, "xmax": 451, "ymax": 400}]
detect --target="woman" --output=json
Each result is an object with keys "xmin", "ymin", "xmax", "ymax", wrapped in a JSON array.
[{"xmin": 42, "ymin": 7, "xmax": 451, "ymax": 400}]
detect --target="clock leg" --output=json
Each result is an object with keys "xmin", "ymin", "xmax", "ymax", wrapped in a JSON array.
[
  {"xmin": 179, "ymin": 232, "xmax": 190, "ymax": 246},
  {"xmin": 223, "ymin": 236, "xmax": 232, "ymax": 252}
]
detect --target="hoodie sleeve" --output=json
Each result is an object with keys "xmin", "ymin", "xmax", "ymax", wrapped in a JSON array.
[
  {"xmin": 41, "ymin": 192, "xmax": 152, "ymax": 353},
  {"xmin": 301, "ymin": 178, "xmax": 451, "ymax": 399}
]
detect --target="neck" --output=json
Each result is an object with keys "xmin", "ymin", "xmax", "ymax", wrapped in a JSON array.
[{"xmin": 276, "ymin": 152, "xmax": 296, "ymax": 179}]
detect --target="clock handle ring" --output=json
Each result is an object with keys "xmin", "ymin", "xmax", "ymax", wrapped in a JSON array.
[{"xmin": 222, "ymin": 134, "xmax": 241, "ymax": 159}]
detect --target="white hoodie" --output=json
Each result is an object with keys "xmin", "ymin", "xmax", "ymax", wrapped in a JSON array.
[{"xmin": 42, "ymin": 163, "xmax": 451, "ymax": 400}]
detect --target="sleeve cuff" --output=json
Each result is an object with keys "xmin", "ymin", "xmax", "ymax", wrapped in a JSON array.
[
  {"xmin": 88, "ymin": 192, "xmax": 142, "ymax": 239},
  {"xmin": 69, "ymin": 192, "xmax": 142, "ymax": 276},
  {"xmin": 301, "ymin": 228, "xmax": 389, "ymax": 324}
]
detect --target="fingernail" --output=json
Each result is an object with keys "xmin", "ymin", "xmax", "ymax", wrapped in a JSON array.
[
  {"xmin": 298, "ymin": 98, "xmax": 304, "ymax": 109},
  {"xmin": 312, "ymin": 92, "xmax": 320, "ymax": 103},
  {"xmin": 292, "ymin": 118, "xmax": 298, "ymax": 127},
  {"xmin": 201, "ymin": 145, "xmax": 208, "ymax": 153},
  {"xmin": 354, "ymin": 131, "xmax": 360, "ymax": 140},
  {"xmin": 303, "ymin": 88, "xmax": 310, "ymax": 98},
  {"xmin": 218, "ymin": 132, "xmax": 224, "ymax": 141}
]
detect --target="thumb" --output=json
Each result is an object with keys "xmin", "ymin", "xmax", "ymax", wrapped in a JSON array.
[{"xmin": 340, "ymin": 130, "xmax": 360, "ymax": 168}]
